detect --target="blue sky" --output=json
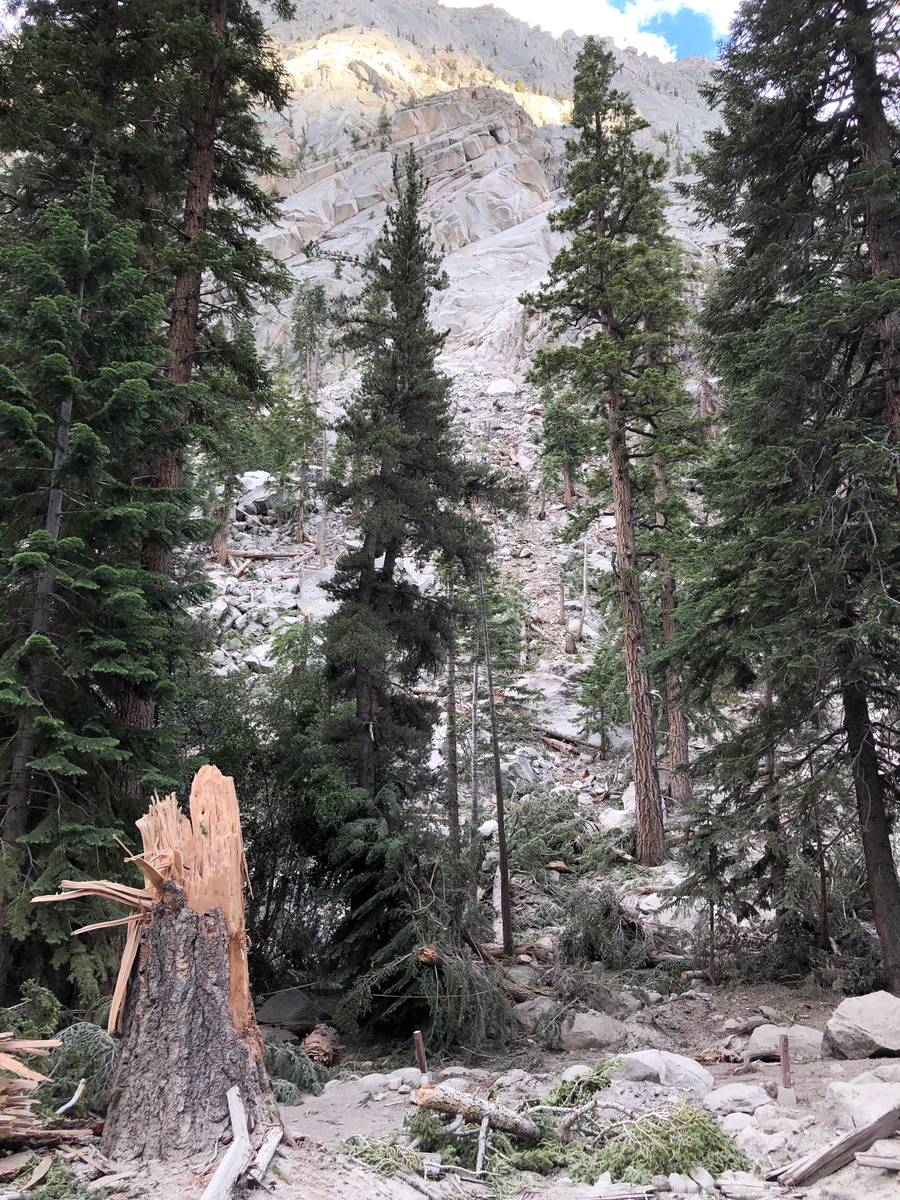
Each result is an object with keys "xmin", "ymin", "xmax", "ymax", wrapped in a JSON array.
[{"xmin": 444, "ymin": 1, "xmax": 737, "ymax": 61}]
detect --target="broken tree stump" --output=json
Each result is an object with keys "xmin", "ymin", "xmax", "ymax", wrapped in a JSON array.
[{"xmin": 33, "ymin": 765, "xmax": 279, "ymax": 1163}]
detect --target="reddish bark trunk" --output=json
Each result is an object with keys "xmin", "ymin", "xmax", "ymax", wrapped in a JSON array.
[
  {"xmin": 129, "ymin": 0, "xmax": 230, "ymax": 734},
  {"xmin": 652, "ymin": 452, "xmax": 692, "ymax": 809},
  {"xmin": 841, "ymin": 677, "xmax": 900, "ymax": 993},
  {"xmin": 608, "ymin": 392, "xmax": 665, "ymax": 865}
]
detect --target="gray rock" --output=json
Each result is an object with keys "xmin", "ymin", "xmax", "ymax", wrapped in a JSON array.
[
  {"xmin": 559, "ymin": 1010, "xmax": 627, "ymax": 1052},
  {"xmin": 611, "ymin": 1049, "xmax": 714, "ymax": 1096},
  {"xmin": 688, "ymin": 1164, "xmax": 716, "ymax": 1190},
  {"xmin": 358, "ymin": 1072, "xmax": 391, "ymax": 1095},
  {"xmin": 668, "ymin": 1172, "xmax": 699, "ymax": 1193},
  {"xmin": 826, "ymin": 1064, "xmax": 900, "ymax": 1126},
  {"xmin": 703, "ymin": 1082, "xmax": 770, "ymax": 1115},
  {"xmin": 720, "ymin": 1112, "xmax": 755, "ymax": 1134},
  {"xmin": 561, "ymin": 1064, "xmax": 591, "ymax": 1083},
  {"xmin": 389, "ymin": 1067, "xmax": 423, "ymax": 1088},
  {"xmin": 505, "ymin": 962, "xmax": 539, "ymax": 988},
  {"xmin": 824, "ymin": 990, "xmax": 900, "ymax": 1058},
  {"xmin": 747, "ymin": 1023, "xmax": 823, "ymax": 1064},
  {"xmin": 512, "ymin": 994, "xmax": 557, "ymax": 1033},
  {"xmin": 255, "ymin": 984, "xmax": 340, "ymax": 1032}
]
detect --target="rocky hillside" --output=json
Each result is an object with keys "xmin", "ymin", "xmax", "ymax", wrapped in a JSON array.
[{"xmin": 254, "ymin": 0, "xmax": 718, "ymax": 367}]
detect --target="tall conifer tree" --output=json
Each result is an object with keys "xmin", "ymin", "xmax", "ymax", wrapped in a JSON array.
[
  {"xmin": 525, "ymin": 38, "xmax": 694, "ymax": 864},
  {"xmin": 681, "ymin": 0, "xmax": 900, "ymax": 987}
]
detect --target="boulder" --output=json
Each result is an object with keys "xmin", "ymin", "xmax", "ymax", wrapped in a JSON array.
[
  {"xmin": 610, "ymin": 1049, "xmax": 714, "ymax": 1097},
  {"xmin": 826, "ymin": 1064, "xmax": 900, "ymax": 1126},
  {"xmin": 703, "ymin": 1082, "xmax": 770, "ymax": 1115},
  {"xmin": 255, "ymin": 984, "xmax": 341, "ymax": 1033},
  {"xmin": 559, "ymin": 1010, "xmax": 627, "ymax": 1053},
  {"xmin": 512, "ymin": 994, "xmax": 557, "ymax": 1033},
  {"xmin": 825, "ymin": 991, "xmax": 900, "ymax": 1058},
  {"xmin": 561, "ymin": 1064, "xmax": 591, "ymax": 1083},
  {"xmin": 747, "ymin": 1023, "xmax": 823, "ymax": 1064}
]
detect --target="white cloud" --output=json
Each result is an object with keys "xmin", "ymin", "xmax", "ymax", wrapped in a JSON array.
[{"xmin": 439, "ymin": 0, "xmax": 739, "ymax": 60}]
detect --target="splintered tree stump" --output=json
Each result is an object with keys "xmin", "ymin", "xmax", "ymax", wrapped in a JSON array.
[
  {"xmin": 101, "ymin": 883, "xmax": 275, "ymax": 1161},
  {"xmin": 34, "ymin": 765, "xmax": 279, "ymax": 1163}
]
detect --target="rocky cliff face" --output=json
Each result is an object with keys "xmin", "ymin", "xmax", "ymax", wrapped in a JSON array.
[{"xmin": 255, "ymin": 0, "xmax": 719, "ymax": 371}]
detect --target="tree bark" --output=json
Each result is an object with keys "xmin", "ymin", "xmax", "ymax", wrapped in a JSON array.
[
  {"xmin": 841, "ymin": 677, "xmax": 900, "ymax": 993},
  {"xmin": 844, "ymin": 0, "xmax": 900, "ymax": 445},
  {"xmin": 478, "ymin": 574, "xmax": 513, "ymax": 955},
  {"xmin": 607, "ymin": 391, "xmax": 665, "ymax": 865},
  {"xmin": 101, "ymin": 883, "xmax": 277, "ymax": 1161},
  {"xmin": 468, "ymin": 633, "xmax": 480, "ymax": 901},
  {"xmin": 652, "ymin": 451, "xmax": 691, "ymax": 808},
  {"xmin": 445, "ymin": 582, "xmax": 461, "ymax": 865},
  {"xmin": 128, "ymin": 0, "xmax": 230, "ymax": 734},
  {"xmin": 561, "ymin": 459, "xmax": 574, "ymax": 509}
]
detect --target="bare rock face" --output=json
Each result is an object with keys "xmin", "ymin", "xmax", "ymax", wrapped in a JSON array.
[
  {"xmin": 253, "ymin": 0, "xmax": 721, "ymax": 376},
  {"xmin": 824, "ymin": 991, "xmax": 900, "ymax": 1059}
]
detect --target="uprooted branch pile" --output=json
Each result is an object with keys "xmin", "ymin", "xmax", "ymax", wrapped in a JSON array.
[{"xmin": 33, "ymin": 765, "xmax": 279, "ymax": 1162}]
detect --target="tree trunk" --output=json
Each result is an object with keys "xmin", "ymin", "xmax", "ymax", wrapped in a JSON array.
[
  {"xmin": 607, "ymin": 391, "xmax": 665, "ymax": 865},
  {"xmin": 445, "ymin": 582, "xmax": 461, "ymax": 865},
  {"xmin": 762, "ymin": 680, "xmax": 791, "ymax": 957},
  {"xmin": 468, "ymin": 634, "xmax": 480, "ymax": 901},
  {"xmin": 841, "ymin": 677, "xmax": 900, "ymax": 993},
  {"xmin": 561, "ymin": 459, "xmax": 574, "ymax": 509},
  {"xmin": 101, "ymin": 884, "xmax": 277, "ymax": 1161},
  {"xmin": 652, "ymin": 451, "xmax": 692, "ymax": 808},
  {"xmin": 318, "ymin": 426, "xmax": 328, "ymax": 566},
  {"xmin": 478, "ymin": 574, "xmax": 513, "ymax": 956},
  {"xmin": 129, "ymin": 0, "xmax": 230, "ymax": 734},
  {"xmin": 845, "ymin": 0, "xmax": 900, "ymax": 445}
]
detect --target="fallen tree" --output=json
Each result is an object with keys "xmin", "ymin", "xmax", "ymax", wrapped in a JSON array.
[{"xmin": 34, "ymin": 765, "xmax": 279, "ymax": 1162}]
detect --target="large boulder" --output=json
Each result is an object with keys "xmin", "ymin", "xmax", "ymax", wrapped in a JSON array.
[
  {"xmin": 513, "ymin": 995, "xmax": 558, "ymax": 1033},
  {"xmin": 559, "ymin": 1010, "xmax": 627, "ymax": 1053},
  {"xmin": 747, "ymin": 1024, "xmax": 823, "ymax": 1064},
  {"xmin": 826, "ymin": 1064, "xmax": 900, "ymax": 1126},
  {"xmin": 703, "ymin": 1082, "xmax": 770, "ymax": 1115},
  {"xmin": 255, "ymin": 985, "xmax": 341, "ymax": 1033},
  {"xmin": 610, "ymin": 1050, "xmax": 714, "ymax": 1096},
  {"xmin": 824, "ymin": 991, "xmax": 900, "ymax": 1058}
]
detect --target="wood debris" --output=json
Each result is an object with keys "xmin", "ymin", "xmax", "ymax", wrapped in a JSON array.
[
  {"xmin": 415, "ymin": 1083, "xmax": 540, "ymax": 1141},
  {"xmin": 0, "ymin": 1033, "xmax": 62, "ymax": 1144},
  {"xmin": 300, "ymin": 1024, "xmax": 342, "ymax": 1066},
  {"xmin": 767, "ymin": 1103, "xmax": 900, "ymax": 1185}
]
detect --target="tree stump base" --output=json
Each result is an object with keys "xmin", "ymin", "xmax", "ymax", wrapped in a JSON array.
[{"xmin": 101, "ymin": 883, "xmax": 276, "ymax": 1162}]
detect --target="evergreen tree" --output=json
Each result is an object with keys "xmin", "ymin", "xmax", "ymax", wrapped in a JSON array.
[
  {"xmin": 0, "ymin": 0, "xmax": 295, "ymax": 734},
  {"xmin": 679, "ymin": 0, "xmax": 900, "ymax": 987},
  {"xmin": 524, "ymin": 38, "xmax": 695, "ymax": 864},
  {"xmin": 0, "ymin": 183, "xmax": 195, "ymax": 999},
  {"xmin": 323, "ymin": 149, "xmax": 503, "ymax": 797}
]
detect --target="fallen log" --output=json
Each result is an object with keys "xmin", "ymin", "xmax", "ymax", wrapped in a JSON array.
[
  {"xmin": 414, "ymin": 1084, "xmax": 540, "ymax": 1141},
  {"xmin": 767, "ymin": 1104, "xmax": 900, "ymax": 1185},
  {"xmin": 225, "ymin": 548, "xmax": 307, "ymax": 559}
]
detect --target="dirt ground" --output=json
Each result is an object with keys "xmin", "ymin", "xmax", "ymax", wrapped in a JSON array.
[{"xmin": 121, "ymin": 980, "xmax": 899, "ymax": 1200}]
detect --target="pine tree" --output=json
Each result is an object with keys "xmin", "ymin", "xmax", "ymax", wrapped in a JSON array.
[
  {"xmin": 680, "ymin": 0, "xmax": 900, "ymax": 988},
  {"xmin": 0, "ymin": 0, "xmax": 296, "ymax": 736},
  {"xmin": 524, "ymin": 38, "xmax": 695, "ymax": 864},
  {"xmin": 323, "ymin": 149, "xmax": 502, "ymax": 797},
  {"xmin": 0, "ymin": 182, "xmax": 194, "ymax": 999}
]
